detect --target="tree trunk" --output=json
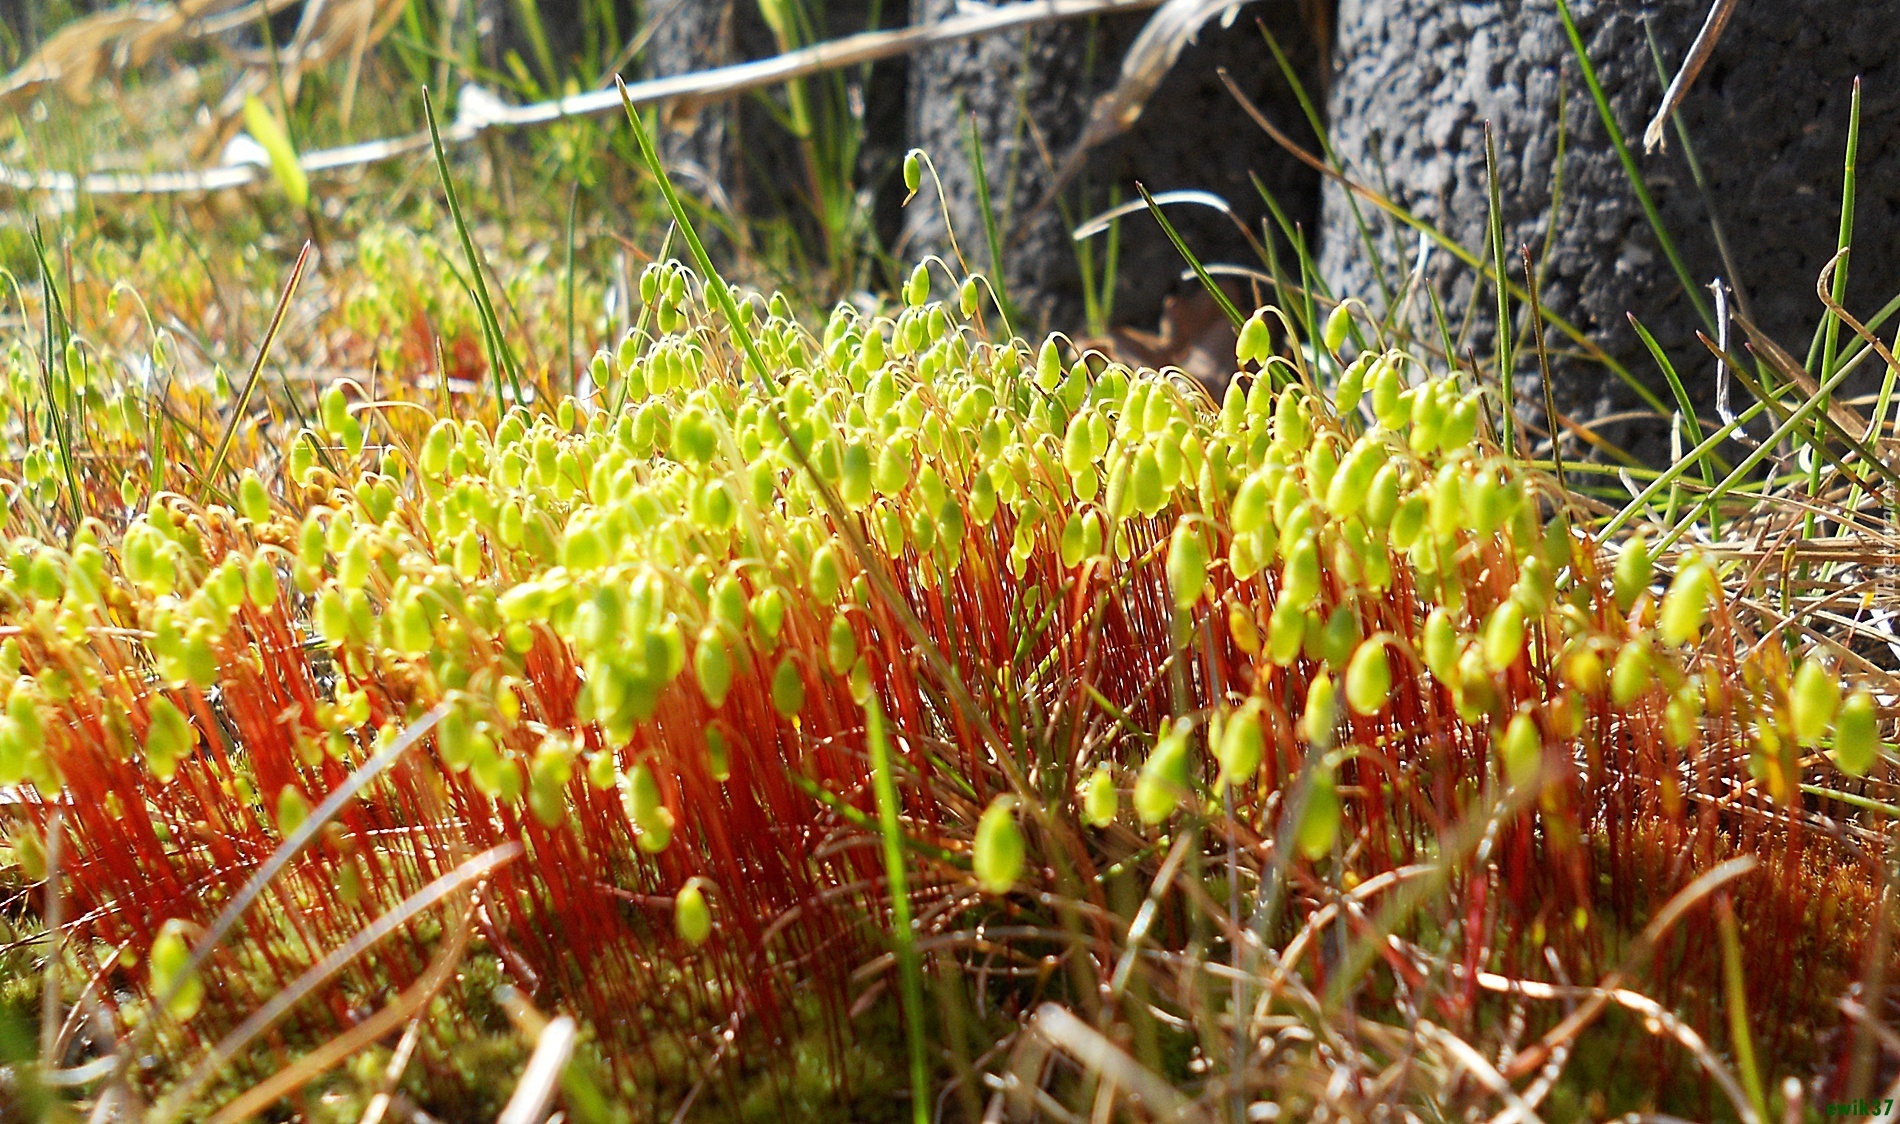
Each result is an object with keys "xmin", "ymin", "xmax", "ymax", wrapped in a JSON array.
[
  {"xmin": 1320, "ymin": 0, "xmax": 1900, "ymax": 456},
  {"xmin": 906, "ymin": 0, "xmax": 1327, "ymax": 336}
]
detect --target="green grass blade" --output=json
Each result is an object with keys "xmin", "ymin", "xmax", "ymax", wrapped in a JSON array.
[
  {"xmin": 1484, "ymin": 125, "xmax": 1514, "ymax": 453},
  {"xmin": 1251, "ymin": 26, "xmax": 1395, "ymax": 306},
  {"xmin": 565, "ymin": 182, "xmax": 580, "ymax": 396},
  {"xmin": 200, "ymin": 241, "xmax": 311, "ymax": 501},
  {"xmin": 866, "ymin": 699, "xmax": 932, "ymax": 1124},
  {"xmin": 1553, "ymin": 0, "xmax": 1714, "ymax": 333},
  {"xmin": 1601, "ymin": 394, "xmax": 1770, "ymax": 542},
  {"xmin": 1137, "ymin": 182, "xmax": 1244, "ymax": 331},
  {"xmin": 1647, "ymin": 353, "xmax": 1873, "ymax": 551},
  {"xmin": 1808, "ymin": 78, "xmax": 1862, "ymax": 381},
  {"xmin": 1718, "ymin": 898, "xmax": 1771, "ymax": 1123},
  {"xmin": 422, "ymin": 87, "xmax": 524, "ymax": 407},
  {"xmin": 29, "ymin": 224, "xmax": 82, "ymax": 526},
  {"xmin": 963, "ymin": 108, "xmax": 1016, "ymax": 334}
]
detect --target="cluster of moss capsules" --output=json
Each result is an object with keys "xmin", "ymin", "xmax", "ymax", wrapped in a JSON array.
[{"xmin": 0, "ymin": 257, "xmax": 1886, "ymax": 1098}]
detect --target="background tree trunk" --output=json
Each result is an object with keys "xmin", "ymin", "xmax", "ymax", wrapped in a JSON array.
[
  {"xmin": 641, "ymin": 0, "xmax": 912, "ymax": 265},
  {"xmin": 1320, "ymin": 0, "xmax": 1900, "ymax": 454},
  {"xmin": 906, "ymin": 0, "xmax": 1329, "ymax": 337}
]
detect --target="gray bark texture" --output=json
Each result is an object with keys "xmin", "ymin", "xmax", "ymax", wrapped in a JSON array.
[
  {"xmin": 1320, "ymin": 0, "xmax": 1900, "ymax": 450},
  {"xmin": 906, "ymin": 0, "xmax": 1326, "ymax": 334},
  {"xmin": 643, "ymin": 0, "xmax": 912, "ymax": 255}
]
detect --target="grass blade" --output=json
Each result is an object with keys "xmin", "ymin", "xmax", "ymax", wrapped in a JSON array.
[
  {"xmin": 1484, "ymin": 124, "xmax": 1514, "ymax": 453},
  {"xmin": 1136, "ymin": 181, "xmax": 1244, "ymax": 330},
  {"xmin": 1552, "ymin": 0, "xmax": 1714, "ymax": 333},
  {"xmin": 422, "ymin": 87, "xmax": 523, "ymax": 407},
  {"xmin": 866, "ymin": 699, "xmax": 931, "ymax": 1124},
  {"xmin": 199, "ymin": 241, "xmax": 311, "ymax": 501},
  {"xmin": 1718, "ymin": 896, "xmax": 1771, "ymax": 1124}
]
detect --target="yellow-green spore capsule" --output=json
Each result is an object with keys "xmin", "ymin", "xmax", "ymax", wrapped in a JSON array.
[
  {"xmin": 1482, "ymin": 600, "xmax": 1526, "ymax": 672},
  {"xmin": 1659, "ymin": 557, "xmax": 1717, "ymax": 646},
  {"xmin": 694, "ymin": 627, "xmax": 734, "ymax": 708},
  {"xmin": 1081, "ymin": 765, "xmax": 1118, "ymax": 826},
  {"xmin": 1134, "ymin": 719, "xmax": 1194, "ymax": 824},
  {"xmin": 1267, "ymin": 602, "xmax": 1306, "ymax": 667},
  {"xmin": 1421, "ymin": 607, "xmax": 1460, "ymax": 684},
  {"xmin": 675, "ymin": 878, "xmax": 713, "ymax": 945},
  {"xmin": 1790, "ymin": 656, "xmax": 1839, "ymax": 747},
  {"xmin": 1295, "ymin": 761, "xmax": 1339, "ymax": 861},
  {"xmin": 827, "ymin": 614, "xmax": 858, "ymax": 676},
  {"xmin": 150, "ymin": 918, "xmax": 204, "ymax": 1022},
  {"xmin": 1499, "ymin": 712, "xmax": 1541, "ymax": 787},
  {"xmin": 1217, "ymin": 703, "xmax": 1264, "ymax": 783},
  {"xmin": 1166, "ymin": 521, "xmax": 1209, "ymax": 610},
  {"xmin": 1281, "ymin": 534, "xmax": 1321, "ymax": 609},
  {"xmin": 1613, "ymin": 537, "xmax": 1652, "ymax": 613},
  {"xmin": 1323, "ymin": 302, "xmax": 1355, "ymax": 354},
  {"xmin": 622, "ymin": 763, "xmax": 674, "ymax": 853},
  {"xmin": 1609, "ymin": 640, "xmax": 1654, "ymax": 707},
  {"xmin": 972, "ymin": 795, "xmax": 1026, "ymax": 893},
  {"xmin": 275, "ymin": 785, "xmax": 310, "ymax": 837},
  {"xmin": 1237, "ymin": 312, "xmax": 1272, "ymax": 366},
  {"xmin": 1832, "ymin": 689, "xmax": 1881, "ymax": 777},
  {"xmin": 1301, "ymin": 672, "xmax": 1338, "ymax": 749},
  {"xmin": 1344, "ymin": 637, "xmax": 1393, "ymax": 715},
  {"xmin": 238, "ymin": 471, "xmax": 270, "ymax": 524},
  {"xmin": 771, "ymin": 655, "xmax": 806, "ymax": 717}
]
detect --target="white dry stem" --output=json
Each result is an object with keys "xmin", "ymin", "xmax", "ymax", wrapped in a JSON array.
[
  {"xmin": 0, "ymin": 0, "xmax": 1173, "ymax": 200},
  {"xmin": 496, "ymin": 1015, "xmax": 579, "ymax": 1124}
]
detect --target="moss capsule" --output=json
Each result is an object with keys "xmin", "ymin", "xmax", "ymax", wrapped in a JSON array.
[{"xmin": 972, "ymin": 795, "xmax": 1026, "ymax": 893}]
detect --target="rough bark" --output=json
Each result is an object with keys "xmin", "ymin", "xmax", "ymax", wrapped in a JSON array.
[
  {"xmin": 1320, "ymin": 0, "xmax": 1900, "ymax": 455},
  {"xmin": 906, "ymin": 0, "xmax": 1326, "ymax": 335}
]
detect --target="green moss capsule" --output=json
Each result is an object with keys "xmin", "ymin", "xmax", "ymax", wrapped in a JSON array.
[
  {"xmin": 1267, "ymin": 601, "xmax": 1307, "ymax": 667},
  {"xmin": 827, "ymin": 614, "xmax": 858, "ymax": 676},
  {"xmin": 1166, "ymin": 521, "xmax": 1209, "ymax": 610},
  {"xmin": 151, "ymin": 918, "xmax": 204, "ymax": 1022},
  {"xmin": 1132, "ymin": 447, "xmax": 1166, "ymax": 517},
  {"xmin": 1217, "ymin": 703, "xmax": 1265, "ymax": 784},
  {"xmin": 1134, "ymin": 718, "xmax": 1194, "ymax": 824},
  {"xmin": 1420, "ymin": 607, "xmax": 1458, "ymax": 683},
  {"xmin": 623, "ymin": 763, "xmax": 674, "ymax": 853},
  {"xmin": 751, "ymin": 587, "xmax": 787, "ymax": 647},
  {"xmin": 1301, "ymin": 672, "xmax": 1338, "ymax": 749},
  {"xmin": 145, "ymin": 695, "xmax": 193, "ymax": 781},
  {"xmin": 676, "ymin": 878, "xmax": 713, "ymax": 945},
  {"xmin": 1610, "ymin": 640, "xmax": 1655, "ymax": 707},
  {"xmin": 1281, "ymin": 533, "xmax": 1322, "ymax": 609},
  {"xmin": 972, "ymin": 795, "xmax": 1026, "ymax": 893},
  {"xmin": 1237, "ymin": 312, "xmax": 1272, "ymax": 366},
  {"xmin": 1345, "ymin": 636, "xmax": 1393, "ymax": 715},
  {"xmin": 1295, "ymin": 760, "xmax": 1339, "ymax": 861},
  {"xmin": 1319, "ymin": 605, "xmax": 1358, "ymax": 669},
  {"xmin": 1482, "ymin": 600, "xmax": 1526, "ymax": 672},
  {"xmin": 275, "ymin": 785, "xmax": 310, "ymax": 837},
  {"xmin": 1081, "ymin": 764, "xmax": 1118, "ymax": 827},
  {"xmin": 1832, "ymin": 689, "xmax": 1881, "ymax": 777},
  {"xmin": 1790, "ymin": 656, "xmax": 1839, "ymax": 747},
  {"xmin": 238, "ymin": 471, "xmax": 270, "ymax": 524},
  {"xmin": 1499, "ymin": 712, "xmax": 1542, "ymax": 787},
  {"xmin": 694, "ymin": 627, "xmax": 734, "ymax": 708},
  {"xmin": 1613, "ymin": 537, "xmax": 1652, "ymax": 613},
  {"xmin": 771, "ymin": 655, "xmax": 805, "ymax": 717},
  {"xmin": 1659, "ymin": 557, "xmax": 1717, "ymax": 646}
]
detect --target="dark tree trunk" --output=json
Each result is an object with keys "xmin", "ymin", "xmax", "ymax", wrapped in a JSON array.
[
  {"xmin": 1320, "ymin": 0, "xmax": 1900, "ymax": 456},
  {"xmin": 641, "ymin": 0, "xmax": 912, "ymax": 263},
  {"xmin": 906, "ymin": 0, "xmax": 1327, "ymax": 336}
]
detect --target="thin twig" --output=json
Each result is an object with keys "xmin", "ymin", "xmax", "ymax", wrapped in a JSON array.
[{"xmin": 0, "ymin": 0, "xmax": 1168, "ymax": 199}]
